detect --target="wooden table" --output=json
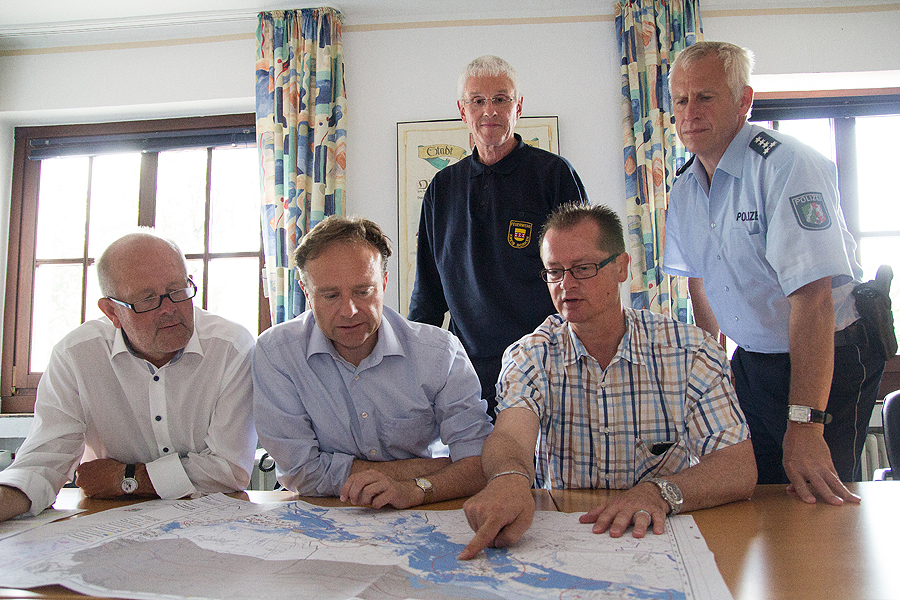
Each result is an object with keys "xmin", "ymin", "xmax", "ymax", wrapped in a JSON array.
[{"xmin": 2, "ymin": 482, "xmax": 898, "ymax": 600}]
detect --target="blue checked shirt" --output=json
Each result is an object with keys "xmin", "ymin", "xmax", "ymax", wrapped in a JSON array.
[{"xmin": 496, "ymin": 308, "xmax": 749, "ymax": 489}]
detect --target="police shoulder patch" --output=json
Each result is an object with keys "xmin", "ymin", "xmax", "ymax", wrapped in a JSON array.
[
  {"xmin": 749, "ymin": 131, "xmax": 781, "ymax": 158},
  {"xmin": 789, "ymin": 192, "xmax": 832, "ymax": 230}
]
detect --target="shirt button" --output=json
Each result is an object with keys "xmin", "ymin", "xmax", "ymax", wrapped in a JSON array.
[
  {"xmin": 369, "ymin": 449, "xmax": 377, "ymax": 456},
  {"xmin": 361, "ymin": 412, "xmax": 368, "ymax": 419},
  {"xmin": 153, "ymin": 375, "xmax": 160, "ymax": 381},
  {"xmin": 716, "ymin": 254, "xmax": 722, "ymax": 260},
  {"xmin": 354, "ymin": 375, "xmax": 359, "ymax": 381},
  {"xmin": 734, "ymin": 316, "xmax": 739, "ymax": 321},
  {"xmin": 724, "ymin": 286, "xmax": 729, "ymax": 292},
  {"xmin": 155, "ymin": 415, "xmax": 162, "ymax": 421},
  {"xmin": 163, "ymin": 447, "xmax": 169, "ymax": 453},
  {"xmin": 710, "ymin": 222, "xmax": 716, "ymax": 229}
]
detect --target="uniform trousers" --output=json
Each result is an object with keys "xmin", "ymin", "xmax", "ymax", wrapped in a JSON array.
[{"xmin": 732, "ymin": 319, "xmax": 885, "ymax": 483}]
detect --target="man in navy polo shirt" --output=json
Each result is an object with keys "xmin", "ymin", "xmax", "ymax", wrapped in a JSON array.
[{"xmin": 409, "ymin": 55, "xmax": 589, "ymax": 417}]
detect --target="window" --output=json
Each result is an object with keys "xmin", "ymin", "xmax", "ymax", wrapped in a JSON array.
[
  {"xmin": 749, "ymin": 92, "xmax": 900, "ymax": 394},
  {"xmin": 2, "ymin": 115, "xmax": 268, "ymax": 413}
]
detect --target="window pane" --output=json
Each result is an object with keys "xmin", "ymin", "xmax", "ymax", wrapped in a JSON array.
[
  {"xmin": 856, "ymin": 115, "xmax": 900, "ymax": 233},
  {"xmin": 859, "ymin": 236, "xmax": 900, "ymax": 345},
  {"xmin": 156, "ymin": 149, "xmax": 208, "ymax": 254},
  {"xmin": 207, "ymin": 257, "xmax": 259, "ymax": 335},
  {"xmin": 85, "ymin": 265, "xmax": 104, "ymax": 322},
  {"xmin": 210, "ymin": 147, "xmax": 260, "ymax": 253},
  {"xmin": 35, "ymin": 157, "xmax": 89, "ymax": 259},
  {"xmin": 87, "ymin": 153, "xmax": 141, "ymax": 257},
  {"xmin": 775, "ymin": 119, "xmax": 835, "ymax": 162},
  {"xmin": 31, "ymin": 264, "xmax": 84, "ymax": 372}
]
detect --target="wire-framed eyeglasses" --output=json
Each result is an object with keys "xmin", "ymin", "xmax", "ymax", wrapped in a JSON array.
[
  {"xmin": 540, "ymin": 253, "xmax": 622, "ymax": 283},
  {"xmin": 106, "ymin": 279, "xmax": 198, "ymax": 313},
  {"xmin": 462, "ymin": 95, "xmax": 517, "ymax": 109}
]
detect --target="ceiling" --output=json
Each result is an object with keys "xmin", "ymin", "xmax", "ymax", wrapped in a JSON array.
[{"xmin": 2, "ymin": 0, "xmax": 891, "ymax": 31}]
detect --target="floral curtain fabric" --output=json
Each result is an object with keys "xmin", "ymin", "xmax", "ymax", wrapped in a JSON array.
[
  {"xmin": 256, "ymin": 7, "xmax": 347, "ymax": 324},
  {"xmin": 616, "ymin": 0, "xmax": 702, "ymax": 322}
]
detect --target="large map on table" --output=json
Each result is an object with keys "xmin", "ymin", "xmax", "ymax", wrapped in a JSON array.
[{"xmin": 0, "ymin": 494, "xmax": 732, "ymax": 600}]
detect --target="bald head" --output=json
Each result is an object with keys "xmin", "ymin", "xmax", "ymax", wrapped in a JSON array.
[{"xmin": 97, "ymin": 233, "xmax": 187, "ymax": 298}]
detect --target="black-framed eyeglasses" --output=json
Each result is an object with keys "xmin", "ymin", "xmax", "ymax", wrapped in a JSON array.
[
  {"xmin": 540, "ymin": 253, "xmax": 622, "ymax": 283},
  {"xmin": 462, "ymin": 95, "xmax": 517, "ymax": 109},
  {"xmin": 106, "ymin": 279, "xmax": 198, "ymax": 314}
]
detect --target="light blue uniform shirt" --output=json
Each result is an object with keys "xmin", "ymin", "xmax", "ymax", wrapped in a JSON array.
[
  {"xmin": 664, "ymin": 122, "xmax": 861, "ymax": 353},
  {"xmin": 251, "ymin": 306, "xmax": 492, "ymax": 496}
]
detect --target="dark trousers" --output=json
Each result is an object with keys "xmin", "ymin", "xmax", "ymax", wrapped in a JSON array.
[{"xmin": 732, "ymin": 320, "xmax": 885, "ymax": 483}]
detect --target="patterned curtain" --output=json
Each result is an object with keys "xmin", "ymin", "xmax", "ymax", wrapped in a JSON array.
[
  {"xmin": 616, "ymin": 0, "xmax": 702, "ymax": 322},
  {"xmin": 256, "ymin": 8, "xmax": 347, "ymax": 324}
]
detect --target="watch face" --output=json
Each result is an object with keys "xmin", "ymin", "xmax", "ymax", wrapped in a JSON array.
[{"xmin": 122, "ymin": 477, "xmax": 138, "ymax": 494}]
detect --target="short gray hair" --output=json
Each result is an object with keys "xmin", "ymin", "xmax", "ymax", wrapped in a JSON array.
[
  {"xmin": 671, "ymin": 41, "xmax": 755, "ymax": 103},
  {"xmin": 457, "ymin": 55, "xmax": 520, "ymax": 100}
]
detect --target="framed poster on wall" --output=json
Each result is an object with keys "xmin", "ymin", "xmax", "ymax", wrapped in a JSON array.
[{"xmin": 396, "ymin": 116, "xmax": 559, "ymax": 316}]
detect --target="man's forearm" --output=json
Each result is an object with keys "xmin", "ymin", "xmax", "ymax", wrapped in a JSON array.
[
  {"xmin": 661, "ymin": 440, "xmax": 757, "ymax": 512},
  {"xmin": 0, "ymin": 485, "xmax": 32, "ymax": 522},
  {"xmin": 688, "ymin": 277, "xmax": 720, "ymax": 338},
  {"xmin": 788, "ymin": 278, "xmax": 835, "ymax": 411},
  {"xmin": 350, "ymin": 456, "xmax": 451, "ymax": 480}
]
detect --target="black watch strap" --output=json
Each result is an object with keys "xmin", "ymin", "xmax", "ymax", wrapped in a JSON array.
[{"xmin": 125, "ymin": 464, "xmax": 136, "ymax": 479}]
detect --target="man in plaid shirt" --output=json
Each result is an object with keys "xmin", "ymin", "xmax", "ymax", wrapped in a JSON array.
[{"xmin": 459, "ymin": 203, "xmax": 756, "ymax": 559}]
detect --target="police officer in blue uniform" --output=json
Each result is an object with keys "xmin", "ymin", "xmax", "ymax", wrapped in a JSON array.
[{"xmin": 664, "ymin": 41, "xmax": 885, "ymax": 505}]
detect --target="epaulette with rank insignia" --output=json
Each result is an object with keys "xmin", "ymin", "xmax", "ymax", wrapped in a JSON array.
[
  {"xmin": 676, "ymin": 154, "xmax": 695, "ymax": 177},
  {"xmin": 749, "ymin": 131, "xmax": 781, "ymax": 158}
]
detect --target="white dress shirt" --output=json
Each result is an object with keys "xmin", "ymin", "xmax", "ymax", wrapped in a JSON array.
[{"xmin": 0, "ymin": 307, "xmax": 257, "ymax": 515}]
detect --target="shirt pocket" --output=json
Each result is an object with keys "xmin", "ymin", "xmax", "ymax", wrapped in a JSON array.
[
  {"xmin": 633, "ymin": 437, "xmax": 691, "ymax": 481},
  {"xmin": 379, "ymin": 412, "xmax": 438, "ymax": 457}
]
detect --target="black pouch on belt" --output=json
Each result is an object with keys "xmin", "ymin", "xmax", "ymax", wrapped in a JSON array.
[{"xmin": 851, "ymin": 264, "xmax": 898, "ymax": 361}]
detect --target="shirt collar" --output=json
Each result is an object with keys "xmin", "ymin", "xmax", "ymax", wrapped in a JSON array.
[
  {"xmin": 306, "ymin": 310, "xmax": 404, "ymax": 369},
  {"xmin": 564, "ymin": 309, "xmax": 644, "ymax": 368},
  {"xmin": 715, "ymin": 121, "xmax": 753, "ymax": 179},
  {"xmin": 111, "ymin": 325, "xmax": 199, "ymax": 371},
  {"xmin": 469, "ymin": 133, "xmax": 525, "ymax": 178}
]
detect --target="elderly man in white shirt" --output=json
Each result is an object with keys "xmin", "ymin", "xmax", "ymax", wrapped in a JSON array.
[{"xmin": 0, "ymin": 232, "xmax": 257, "ymax": 521}]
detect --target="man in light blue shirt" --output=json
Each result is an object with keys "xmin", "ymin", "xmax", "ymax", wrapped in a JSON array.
[
  {"xmin": 664, "ymin": 41, "xmax": 884, "ymax": 504},
  {"xmin": 252, "ymin": 216, "xmax": 492, "ymax": 508}
]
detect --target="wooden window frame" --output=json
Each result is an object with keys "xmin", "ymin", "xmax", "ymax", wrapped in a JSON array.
[
  {"xmin": 752, "ymin": 90, "xmax": 900, "ymax": 397},
  {"xmin": 2, "ymin": 114, "xmax": 270, "ymax": 413}
]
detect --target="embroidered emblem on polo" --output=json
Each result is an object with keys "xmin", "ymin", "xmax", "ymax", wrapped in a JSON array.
[
  {"xmin": 508, "ymin": 220, "xmax": 532, "ymax": 248},
  {"xmin": 789, "ymin": 192, "xmax": 832, "ymax": 230},
  {"xmin": 750, "ymin": 132, "xmax": 781, "ymax": 158}
]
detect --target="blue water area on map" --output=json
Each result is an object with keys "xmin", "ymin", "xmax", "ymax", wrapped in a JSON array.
[{"xmin": 263, "ymin": 504, "xmax": 686, "ymax": 600}]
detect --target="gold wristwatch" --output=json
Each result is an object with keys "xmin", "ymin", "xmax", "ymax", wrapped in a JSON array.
[{"xmin": 414, "ymin": 477, "xmax": 434, "ymax": 504}]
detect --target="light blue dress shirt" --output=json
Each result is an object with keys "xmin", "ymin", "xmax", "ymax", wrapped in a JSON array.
[
  {"xmin": 251, "ymin": 307, "xmax": 492, "ymax": 496},
  {"xmin": 664, "ymin": 122, "xmax": 861, "ymax": 353}
]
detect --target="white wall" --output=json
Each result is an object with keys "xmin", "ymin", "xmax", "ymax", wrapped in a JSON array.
[{"xmin": 0, "ymin": 5, "xmax": 898, "ymax": 315}]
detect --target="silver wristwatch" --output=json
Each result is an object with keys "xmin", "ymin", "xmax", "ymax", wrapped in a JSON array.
[
  {"xmin": 122, "ymin": 464, "xmax": 138, "ymax": 495},
  {"xmin": 646, "ymin": 477, "xmax": 683, "ymax": 515},
  {"xmin": 787, "ymin": 405, "xmax": 832, "ymax": 425}
]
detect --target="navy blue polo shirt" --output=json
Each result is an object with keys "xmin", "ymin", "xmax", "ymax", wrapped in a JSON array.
[{"xmin": 409, "ymin": 134, "xmax": 588, "ymax": 395}]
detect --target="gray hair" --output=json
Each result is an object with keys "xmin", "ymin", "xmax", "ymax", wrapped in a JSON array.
[
  {"xmin": 457, "ymin": 55, "xmax": 520, "ymax": 100},
  {"xmin": 671, "ymin": 41, "xmax": 755, "ymax": 103}
]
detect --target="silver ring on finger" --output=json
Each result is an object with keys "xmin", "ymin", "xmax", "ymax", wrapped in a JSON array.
[{"xmin": 634, "ymin": 509, "xmax": 651, "ymax": 519}]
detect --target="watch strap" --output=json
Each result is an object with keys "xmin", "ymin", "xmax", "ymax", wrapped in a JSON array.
[
  {"xmin": 414, "ymin": 477, "xmax": 434, "ymax": 504},
  {"xmin": 125, "ymin": 464, "xmax": 136, "ymax": 479}
]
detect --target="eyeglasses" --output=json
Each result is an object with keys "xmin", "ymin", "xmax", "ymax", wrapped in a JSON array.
[
  {"xmin": 540, "ymin": 254, "xmax": 622, "ymax": 283},
  {"xmin": 462, "ymin": 96, "xmax": 517, "ymax": 109},
  {"xmin": 106, "ymin": 279, "xmax": 198, "ymax": 313}
]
